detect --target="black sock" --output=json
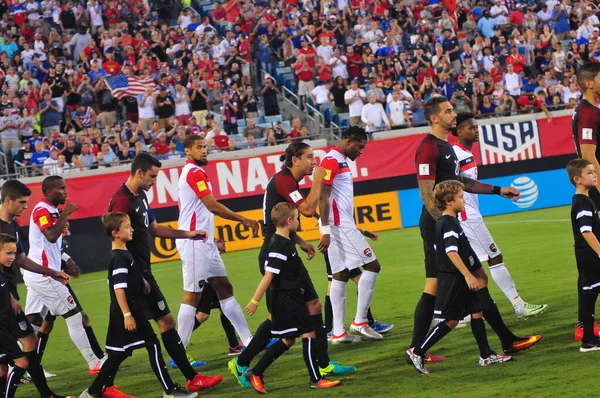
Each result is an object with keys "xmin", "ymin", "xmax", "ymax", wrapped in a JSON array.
[
  {"xmin": 302, "ymin": 338, "xmax": 321, "ymax": 384},
  {"xmin": 470, "ymin": 318, "xmax": 493, "ymax": 358},
  {"xmin": 477, "ymin": 287, "xmax": 519, "ymax": 346},
  {"xmin": 251, "ymin": 339, "xmax": 289, "ymax": 377},
  {"xmin": 310, "ymin": 314, "xmax": 330, "ymax": 368},
  {"xmin": 146, "ymin": 342, "xmax": 176, "ymax": 393},
  {"xmin": 88, "ymin": 353, "xmax": 125, "ymax": 396},
  {"xmin": 193, "ymin": 315, "xmax": 201, "ymax": 331},
  {"xmin": 367, "ymin": 307, "xmax": 375, "ymax": 326},
  {"xmin": 410, "ymin": 293, "xmax": 436, "ymax": 348},
  {"xmin": 161, "ymin": 328, "xmax": 196, "ymax": 381},
  {"xmin": 324, "ymin": 296, "xmax": 333, "ymax": 332},
  {"xmin": 24, "ymin": 350, "xmax": 53, "ymax": 398},
  {"xmin": 0, "ymin": 371, "xmax": 6, "ymax": 397},
  {"xmin": 37, "ymin": 332, "xmax": 50, "ymax": 361},
  {"xmin": 581, "ymin": 293, "xmax": 599, "ymax": 344},
  {"xmin": 413, "ymin": 322, "xmax": 452, "ymax": 356},
  {"xmin": 221, "ymin": 313, "xmax": 240, "ymax": 348},
  {"xmin": 238, "ymin": 319, "xmax": 272, "ymax": 367},
  {"xmin": 5, "ymin": 365, "xmax": 26, "ymax": 398},
  {"xmin": 85, "ymin": 326, "xmax": 105, "ymax": 359}
]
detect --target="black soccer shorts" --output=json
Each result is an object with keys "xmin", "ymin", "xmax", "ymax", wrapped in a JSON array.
[
  {"xmin": 142, "ymin": 271, "xmax": 171, "ymax": 321},
  {"xmin": 419, "ymin": 207, "xmax": 438, "ymax": 278},
  {"xmin": 196, "ymin": 282, "xmax": 220, "ymax": 315},
  {"xmin": 434, "ymin": 272, "xmax": 481, "ymax": 322}
]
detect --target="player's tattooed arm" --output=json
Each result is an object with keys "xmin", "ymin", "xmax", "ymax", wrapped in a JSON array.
[
  {"xmin": 459, "ymin": 174, "xmax": 520, "ymax": 199},
  {"xmin": 318, "ymin": 184, "xmax": 333, "ymax": 253},
  {"xmin": 418, "ymin": 180, "xmax": 442, "ymax": 220}
]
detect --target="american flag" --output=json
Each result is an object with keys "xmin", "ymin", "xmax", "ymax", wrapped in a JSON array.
[{"xmin": 103, "ymin": 74, "xmax": 156, "ymax": 100}]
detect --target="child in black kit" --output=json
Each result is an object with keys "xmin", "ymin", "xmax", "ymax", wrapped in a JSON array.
[
  {"xmin": 567, "ymin": 159, "xmax": 600, "ymax": 352},
  {"xmin": 80, "ymin": 213, "xmax": 214, "ymax": 398},
  {"xmin": 243, "ymin": 202, "xmax": 342, "ymax": 394},
  {"xmin": 406, "ymin": 180, "xmax": 512, "ymax": 374}
]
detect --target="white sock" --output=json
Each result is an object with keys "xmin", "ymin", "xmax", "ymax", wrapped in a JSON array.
[
  {"xmin": 219, "ymin": 296, "xmax": 253, "ymax": 346},
  {"xmin": 330, "ymin": 279, "xmax": 347, "ymax": 336},
  {"xmin": 355, "ymin": 270, "xmax": 378, "ymax": 324},
  {"xmin": 489, "ymin": 262, "xmax": 524, "ymax": 314},
  {"xmin": 65, "ymin": 312, "xmax": 98, "ymax": 368},
  {"xmin": 177, "ymin": 303, "xmax": 197, "ymax": 349}
]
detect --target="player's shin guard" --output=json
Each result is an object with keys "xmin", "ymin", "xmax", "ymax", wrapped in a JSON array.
[
  {"xmin": 330, "ymin": 280, "xmax": 347, "ymax": 336},
  {"xmin": 5, "ymin": 366, "xmax": 26, "ymax": 398},
  {"xmin": 251, "ymin": 340, "xmax": 289, "ymax": 377},
  {"xmin": 581, "ymin": 293, "xmax": 598, "ymax": 343},
  {"xmin": 324, "ymin": 296, "xmax": 333, "ymax": 332},
  {"xmin": 88, "ymin": 353, "xmax": 126, "ymax": 397},
  {"xmin": 302, "ymin": 338, "xmax": 321, "ymax": 383},
  {"xmin": 309, "ymin": 314, "xmax": 330, "ymax": 368},
  {"xmin": 355, "ymin": 271, "xmax": 378, "ymax": 324},
  {"xmin": 84, "ymin": 325, "xmax": 105, "ymax": 360},
  {"xmin": 477, "ymin": 287, "xmax": 519, "ymax": 345},
  {"xmin": 177, "ymin": 303, "xmax": 197, "ymax": 349},
  {"xmin": 160, "ymin": 329, "xmax": 196, "ymax": 381},
  {"xmin": 219, "ymin": 296, "xmax": 253, "ymax": 346},
  {"xmin": 413, "ymin": 322, "xmax": 451, "ymax": 356},
  {"xmin": 221, "ymin": 313, "xmax": 240, "ymax": 348},
  {"xmin": 36, "ymin": 331, "xmax": 50, "ymax": 361},
  {"xmin": 147, "ymin": 342, "xmax": 176, "ymax": 394},
  {"xmin": 65, "ymin": 312, "xmax": 99, "ymax": 368},
  {"xmin": 410, "ymin": 293, "xmax": 436, "ymax": 348},
  {"xmin": 470, "ymin": 318, "xmax": 493, "ymax": 359},
  {"xmin": 24, "ymin": 351, "xmax": 53, "ymax": 397},
  {"xmin": 238, "ymin": 319, "xmax": 272, "ymax": 367}
]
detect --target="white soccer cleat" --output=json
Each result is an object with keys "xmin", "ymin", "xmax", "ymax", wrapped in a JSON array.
[
  {"xmin": 43, "ymin": 368, "xmax": 57, "ymax": 378},
  {"xmin": 479, "ymin": 353, "xmax": 512, "ymax": 366},
  {"xmin": 331, "ymin": 332, "xmax": 362, "ymax": 344},
  {"xmin": 349, "ymin": 320, "xmax": 383, "ymax": 340},
  {"xmin": 516, "ymin": 303, "xmax": 548, "ymax": 320},
  {"xmin": 455, "ymin": 315, "xmax": 472, "ymax": 329}
]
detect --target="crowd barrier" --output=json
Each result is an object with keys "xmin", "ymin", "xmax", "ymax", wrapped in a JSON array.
[{"xmin": 17, "ymin": 113, "xmax": 577, "ymax": 271}]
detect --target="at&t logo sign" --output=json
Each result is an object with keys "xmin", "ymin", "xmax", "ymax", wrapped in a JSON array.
[{"xmin": 510, "ymin": 176, "xmax": 538, "ymax": 209}]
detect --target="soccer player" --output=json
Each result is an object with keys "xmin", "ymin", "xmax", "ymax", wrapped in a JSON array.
[
  {"xmin": 318, "ymin": 126, "xmax": 383, "ymax": 342},
  {"xmin": 108, "ymin": 153, "xmax": 223, "ymax": 394},
  {"xmin": 406, "ymin": 181, "xmax": 512, "ymax": 375},
  {"xmin": 0, "ymin": 234, "xmax": 30, "ymax": 398},
  {"xmin": 452, "ymin": 112, "xmax": 548, "ymax": 319},
  {"xmin": 0, "ymin": 179, "xmax": 74, "ymax": 398},
  {"xmin": 175, "ymin": 135, "xmax": 257, "ymax": 358},
  {"xmin": 80, "ymin": 213, "xmax": 222, "ymax": 398},
  {"xmin": 411, "ymin": 96, "xmax": 541, "ymax": 360},
  {"xmin": 568, "ymin": 158, "xmax": 600, "ymax": 352},
  {"xmin": 242, "ymin": 203, "xmax": 342, "ymax": 393},
  {"xmin": 229, "ymin": 142, "xmax": 354, "ymax": 388},
  {"xmin": 572, "ymin": 62, "xmax": 600, "ymax": 340},
  {"xmin": 22, "ymin": 176, "xmax": 106, "ymax": 375}
]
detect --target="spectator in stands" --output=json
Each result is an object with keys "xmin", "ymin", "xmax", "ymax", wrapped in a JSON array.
[
  {"xmin": 137, "ymin": 86, "xmax": 157, "ymax": 133},
  {"xmin": 39, "ymin": 92, "xmax": 62, "ymax": 137},
  {"xmin": 118, "ymin": 141, "xmax": 135, "ymax": 162},
  {"xmin": 410, "ymin": 91, "xmax": 426, "ymax": 125},
  {"xmin": 212, "ymin": 1, "xmax": 225, "ymax": 21},
  {"xmin": 295, "ymin": 53, "xmax": 315, "ymax": 111},
  {"xmin": 156, "ymin": 85, "xmax": 175, "ymax": 129},
  {"xmin": 0, "ymin": 107, "xmax": 20, "ymax": 170},
  {"xmin": 79, "ymin": 142, "xmax": 96, "ymax": 168},
  {"xmin": 261, "ymin": 74, "xmax": 280, "ymax": 116},
  {"xmin": 310, "ymin": 81, "xmax": 333, "ymax": 109},
  {"xmin": 62, "ymin": 139, "xmax": 79, "ymax": 164},
  {"xmin": 386, "ymin": 91, "xmax": 410, "ymax": 128},
  {"xmin": 517, "ymin": 94, "xmax": 552, "ymax": 122},
  {"xmin": 478, "ymin": 95, "xmax": 498, "ymax": 116},
  {"xmin": 92, "ymin": 151, "xmax": 109, "ymax": 169},
  {"xmin": 503, "ymin": 63, "xmax": 523, "ymax": 97},
  {"xmin": 345, "ymin": 79, "xmax": 367, "ymax": 127},
  {"xmin": 273, "ymin": 121, "xmax": 287, "ymax": 142},
  {"xmin": 361, "ymin": 92, "xmax": 390, "ymax": 133},
  {"xmin": 330, "ymin": 77, "xmax": 348, "ymax": 115},
  {"xmin": 42, "ymin": 146, "xmax": 59, "ymax": 175},
  {"xmin": 245, "ymin": 118, "xmax": 263, "ymax": 140},
  {"xmin": 75, "ymin": 104, "xmax": 97, "ymax": 131},
  {"xmin": 16, "ymin": 140, "xmax": 34, "ymax": 169},
  {"xmin": 220, "ymin": 90, "xmax": 238, "ymax": 135},
  {"xmin": 553, "ymin": 3, "xmax": 571, "ymax": 41},
  {"xmin": 31, "ymin": 140, "xmax": 49, "ymax": 175},
  {"xmin": 265, "ymin": 128, "xmax": 276, "ymax": 146},
  {"xmin": 100, "ymin": 141, "xmax": 117, "ymax": 164}
]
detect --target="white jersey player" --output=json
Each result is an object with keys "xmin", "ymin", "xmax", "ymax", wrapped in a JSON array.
[
  {"xmin": 23, "ymin": 176, "xmax": 105, "ymax": 373},
  {"xmin": 452, "ymin": 113, "xmax": 547, "ymax": 319},
  {"xmin": 176, "ymin": 135, "xmax": 259, "ymax": 350},
  {"xmin": 318, "ymin": 127, "xmax": 383, "ymax": 343}
]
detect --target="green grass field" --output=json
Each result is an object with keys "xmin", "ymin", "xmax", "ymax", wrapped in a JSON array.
[{"xmin": 15, "ymin": 206, "xmax": 591, "ymax": 397}]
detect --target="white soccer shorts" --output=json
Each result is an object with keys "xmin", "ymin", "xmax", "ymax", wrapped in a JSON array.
[
  {"xmin": 328, "ymin": 226, "xmax": 377, "ymax": 274},
  {"xmin": 460, "ymin": 217, "xmax": 501, "ymax": 262},
  {"xmin": 177, "ymin": 240, "xmax": 228, "ymax": 293},
  {"xmin": 23, "ymin": 276, "xmax": 77, "ymax": 317}
]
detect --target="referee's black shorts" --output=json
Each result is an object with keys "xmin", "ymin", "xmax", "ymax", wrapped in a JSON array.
[{"xmin": 419, "ymin": 207, "xmax": 438, "ymax": 278}]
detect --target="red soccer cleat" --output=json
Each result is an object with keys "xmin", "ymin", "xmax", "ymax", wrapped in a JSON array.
[
  {"xmin": 89, "ymin": 360, "xmax": 103, "ymax": 376},
  {"xmin": 186, "ymin": 373, "xmax": 224, "ymax": 392},
  {"xmin": 244, "ymin": 371, "xmax": 267, "ymax": 394},
  {"xmin": 574, "ymin": 322, "xmax": 600, "ymax": 341},
  {"xmin": 103, "ymin": 385, "xmax": 135, "ymax": 398},
  {"xmin": 423, "ymin": 353, "xmax": 447, "ymax": 364},
  {"xmin": 310, "ymin": 378, "xmax": 342, "ymax": 389},
  {"xmin": 503, "ymin": 335, "xmax": 542, "ymax": 354}
]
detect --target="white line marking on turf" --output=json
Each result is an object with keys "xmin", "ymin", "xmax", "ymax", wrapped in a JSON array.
[{"xmin": 486, "ymin": 219, "xmax": 569, "ymax": 224}]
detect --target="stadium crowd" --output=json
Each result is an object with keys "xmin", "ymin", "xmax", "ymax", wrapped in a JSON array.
[{"xmin": 0, "ymin": 0, "xmax": 595, "ymax": 176}]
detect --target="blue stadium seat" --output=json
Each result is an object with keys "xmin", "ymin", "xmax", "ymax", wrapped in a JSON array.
[
  {"xmin": 10, "ymin": 147, "xmax": 19, "ymax": 160},
  {"xmin": 281, "ymin": 121, "xmax": 291, "ymax": 131},
  {"xmin": 257, "ymin": 123, "xmax": 272, "ymax": 130},
  {"xmin": 254, "ymin": 116, "xmax": 265, "ymax": 124},
  {"xmin": 338, "ymin": 113, "xmax": 350, "ymax": 127},
  {"xmin": 237, "ymin": 126, "xmax": 247, "ymax": 136},
  {"xmin": 264, "ymin": 115, "xmax": 283, "ymax": 124},
  {"xmin": 275, "ymin": 67, "xmax": 292, "ymax": 85},
  {"xmin": 237, "ymin": 119, "xmax": 246, "ymax": 127}
]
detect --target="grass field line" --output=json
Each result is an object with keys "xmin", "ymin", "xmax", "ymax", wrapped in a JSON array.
[{"xmin": 486, "ymin": 219, "xmax": 569, "ymax": 224}]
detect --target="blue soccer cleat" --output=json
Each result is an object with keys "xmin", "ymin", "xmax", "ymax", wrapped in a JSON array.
[
  {"xmin": 371, "ymin": 320, "xmax": 394, "ymax": 334},
  {"xmin": 228, "ymin": 357, "xmax": 251, "ymax": 388},
  {"xmin": 169, "ymin": 354, "xmax": 206, "ymax": 369},
  {"xmin": 319, "ymin": 361, "xmax": 357, "ymax": 376}
]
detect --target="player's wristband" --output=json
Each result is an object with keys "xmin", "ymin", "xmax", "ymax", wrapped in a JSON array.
[
  {"xmin": 321, "ymin": 225, "xmax": 331, "ymax": 235},
  {"xmin": 492, "ymin": 186, "xmax": 502, "ymax": 195},
  {"xmin": 251, "ymin": 299, "xmax": 260, "ymax": 306},
  {"xmin": 123, "ymin": 312, "xmax": 132, "ymax": 318},
  {"xmin": 61, "ymin": 253, "xmax": 71, "ymax": 262}
]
